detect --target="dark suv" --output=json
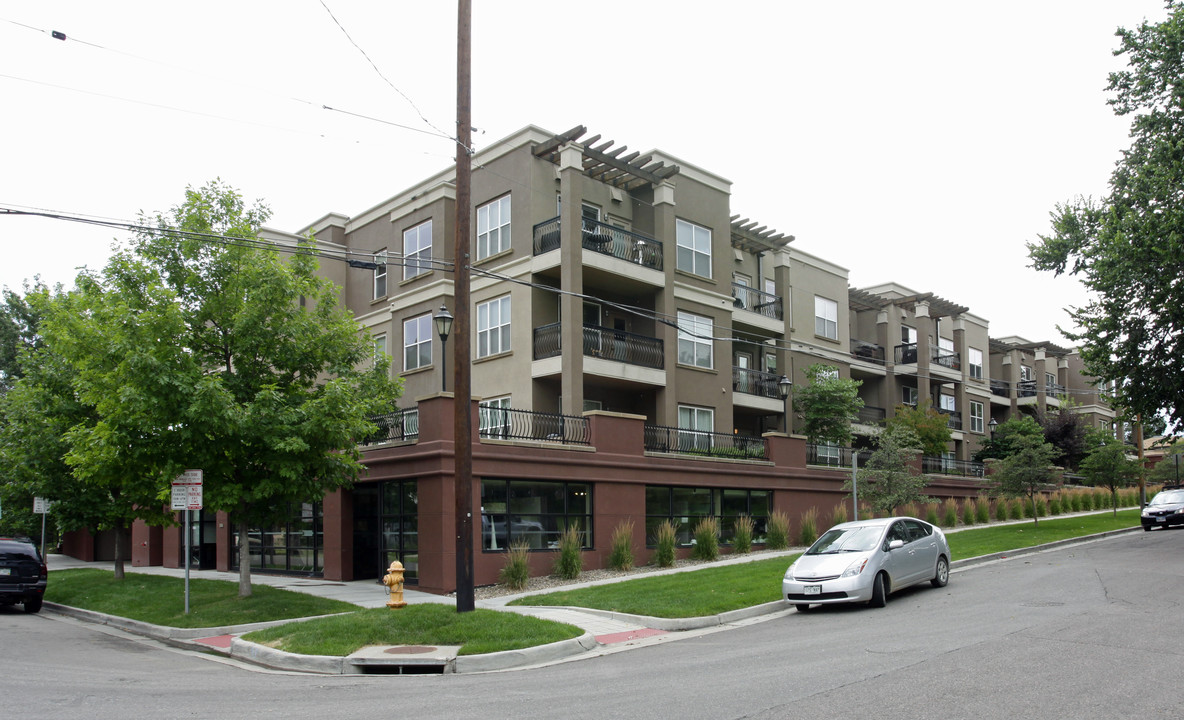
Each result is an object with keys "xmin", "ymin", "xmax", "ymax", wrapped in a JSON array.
[{"xmin": 0, "ymin": 537, "xmax": 48, "ymax": 613}]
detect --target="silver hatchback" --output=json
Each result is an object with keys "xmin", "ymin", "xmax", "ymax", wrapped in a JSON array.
[{"xmin": 782, "ymin": 516, "xmax": 950, "ymax": 611}]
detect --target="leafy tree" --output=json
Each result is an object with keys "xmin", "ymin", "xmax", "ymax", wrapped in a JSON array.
[
  {"xmin": 1080, "ymin": 433, "xmax": 1141, "ymax": 515},
  {"xmin": 974, "ymin": 415, "xmax": 1044, "ymax": 462},
  {"xmin": 0, "ymin": 280, "xmax": 48, "ymax": 396},
  {"xmin": 1036, "ymin": 407, "xmax": 1090, "ymax": 471},
  {"xmin": 885, "ymin": 401, "xmax": 952, "ymax": 457},
  {"xmin": 1029, "ymin": 1, "xmax": 1184, "ymax": 434},
  {"xmin": 793, "ymin": 364, "xmax": 863, "ymax": 447},
  {"xmin": 847, "ymin": 424, "xmax": 932, "ymax": 517},
  {"xmin": 1148, "ymin": 440, "xmax": 1184, "ymax": 485},
  {"xmin": 992, "ymin": 434, "xmax": 1060, "ymax": 526}
]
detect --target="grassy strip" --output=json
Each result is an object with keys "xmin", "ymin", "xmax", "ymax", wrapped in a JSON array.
[
  {"xmin": 947, "ymin": 509, "xmax": 1140, "ymax": 560},
  {"xmin": 508, "ymin": 556, "xmax": 797, "ymax": 618},
  {"xmin": 243, "ymin": 604, "xmax": 583, "ymax": 656},
  {"xmin": 45, "ymin": 569, "xmax": 358, "ymax": 628}
]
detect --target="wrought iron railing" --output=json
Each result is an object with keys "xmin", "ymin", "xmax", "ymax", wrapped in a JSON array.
[
  {"xmin": 932, "ymin": 348, "xmax": 961, "ymax": 370},
  {"xmin": 990, "ymin": 379, "xmax": 1011, "ymax": 397},
  {"xmin": 851, "ymin": 339, "xmax": 886, "ymax": 364},
  {"xmin": 733, "ymin": 366, "xmax": 783, "ymax": 399},
  {"xmin": 533, "ymin": 322, "xmax": 562, "ymax": 360},
  {"xmin": 1047, "ymin": 382, "xmax": 1066, "ymax": 396},
  {"xmin": 531, "ymin": 216, "xmax": 663, "ymax": 271},
  {"xmin": 644, "ymin": 425, "xmax": 768, "ymax": 460},
  {"xmin": 856, "ymin": 406, "xmax": 886, "ymax": 425},
  {"xmin": 895, "ymin": 343, "xmax": 918, "ymax": 364},
  {"xmin": 533, "ymin": 322, "xmax": 664, "ymax": 369},
  {"xmin": 1018, "ymin": 380, "xmax": 1037, "ymax": 398},
  {"xmin": 731, "ymin": 283, "xmax": 783, "ymax": 320},
  {"xmin": 807, "ymin": 444, "xmax": 873, "ymax": 468},
  {"xmin": 478, "ymin": 406, "xmax": 590, "ymax": 445},
  {"xmin": 921, "ymin": 456, "xmax": 985, "ymax": 478},
  {"xmin": 937, "ymin": 408, "xmax": 963, "ymax": 430},
  {"xmin": 361, "ymin": 408, "xmax": 419, "ymax": 446}
]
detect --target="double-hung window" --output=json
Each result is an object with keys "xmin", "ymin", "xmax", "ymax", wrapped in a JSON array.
[
  {"xmin": 403, "ymin": 314, "xmax": 432, "ymax": 371},
  {"xmin": 814, "ymin": 296, "xmax": 838, "ymax": 340},
  {"xmin": 403, "ymin": 220, "xmax": 432, "ymax": 280},
  {"xmin": 675, "ymin": 219, "xmax": 712, "ymax": 278},
  {"xmin": 476, "ymin": 195, "xmax": 511, "ymax": 260},
  {"xmin": 479, "ymin": 396, "xmax": 512, "ymax": 438},
  {"xmin": 373, "ymin": 250, "xmax": 387, "ymax": 298},
  {"xmin": 970, "ymin": 401, "xmax": 984, "ymax": 433},
  {"xmin": 969, "ymin": 347, "xmax": 983, "ymax": 380},
  {"xmin": 677, "ymin": 311, "xmax": 713, "ymax": 369},
  {"xmin": 477, "ymin": 295, "xmax": 511, "ymax": 358},
  {"xmin": 677, "ymin": 405, "xmax": 714, "ymax": 452}
]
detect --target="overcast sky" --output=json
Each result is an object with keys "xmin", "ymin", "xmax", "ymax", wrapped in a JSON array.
[{"xmin": 1, "ymin": 1, "xmax": 1168, "ymax": 344}]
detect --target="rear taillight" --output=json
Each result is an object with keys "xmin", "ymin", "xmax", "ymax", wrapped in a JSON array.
[{"xmin": 39, "ymin": 563, "xmax": 47, "ymax": 579}]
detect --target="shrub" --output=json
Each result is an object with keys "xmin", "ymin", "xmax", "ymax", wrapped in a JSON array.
[
  {"xmin": 831, "ymin": 503, "xmax": 849, "ymax": 526},
  {"xmin": 926, "ymin": 504, "xmax": 939, "ymax": 526},
  {"xmin": 799, "ymin": 507, "xmax": 819, "ymax": 547},
  {"xmin": 995, "ymin": 499, "xmax": 1008, "ymax": 522},
  {"xmin": 1048, "ymin": 493, "xmax": 1062, "ymax": 516},
  {"xmin": 1071, "ymin": 492, "xmax": 1083, "ymax": 512},
  {"xmin": 692, "ymin": 517, "xmax": 720, "ymax": 561},
  {"xmin": 1080, "ymin": 491, "xmax": 1094, "ymax": 511},
  {"xmin": 1022, "ymin": 498, "xmax": 1034, "ymax": 518},
  {"xmin": 942, "ymin": 498, "xmax": 958, "ymax": 527},
  {"xmin": 765, "ymin": 511, "xmax": 791, "ymax": 550},
  {"xmin": 976, "ymin": 496, "xmax": 991, "ymax": 524},
  {"xmin": 654, "ymin": 520, "xmax": 677, "ymax": 567},
  {"xmin": 1095, "ymin": 489, "xmax": 1110, "ymax": 509},
  {"xmin": 498, "ymin": 540, "xmax": 532, "ymax": 590},
  {"xmin": 553, "ymin": 524, "xmax": 583, "ymax": 580},
  {"xmin": 898, "ymin": 503, "xmax": 917, "ymax": 519},
  {"xmin": 607, "ymin": 520, "xmax": 635, "ymax": 571},
  {"xmin": 1010, "ymin": 498, "xmax": 1024, "ymax": 520},
  {"xmin": 731, "ymin": 515, "xmax": 754, "ymax": 555},
  {"xmin": 962, "ymin": 500, "xmax": 976, "ymax": 526},
  {"xmin": 1035, "ymin": 496, "xmax": 1048, "ymax": 517}
]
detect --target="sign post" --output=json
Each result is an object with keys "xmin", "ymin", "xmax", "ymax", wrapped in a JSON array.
[
  {"xmin": 33, "ymin": 497, "xmax": 52, "ymax": 558},
  {"xmin": 171, "ymin": 470, "xmax": 203, "ymax": 614}
]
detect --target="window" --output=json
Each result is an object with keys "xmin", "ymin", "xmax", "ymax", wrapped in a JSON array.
[
  {"xmin": 678, "ymin": 405, "xmax": 714, "ymax": 452},
  {"xmin": 1020, "ymin": 365, "xmax": 1034, "ymax": 382},
  {"xmin": 403, "ymin": 315, "xmax": 432, "ymax": 371},
  {"xmin": 480, "ymin": 479, "xmax": 591, "ymax": 551},
  {"xmin": 477, "ymin": 195, "xmax": 511, "ymax": 260},
  {"xmin": 374, "ymin": 251, "xmax": 387, "ymax": 298},
  {"xmin": 939, "ymin": 394, "xmax": 956, "ymax": 412},
  {"xmin": 675, "ymin": 219, "xmax": 712, "ymax": 277},
  {"xmin": 814, "ymin": 296, "xmax": 838, "ymax": 340},
  {"xmin": 1046, "ymin": 372, "xmax": 1058, "ymax": 392},
  {"xmin": 814, "ymin": 443, "xmax": 842, "ymax": 465},
  {"xmin": 903, "ymin": 385, "xmax": 919, "ymax": 406},
  {"xmin": 969, "ymin": 347, "xmax": 983, "ymax": 380},
  {"xmin": 902, "ymin": 326, "xmax": 917, "ymax": 344},
  {"xmin": 645, "ymin": 486, "xmax": 770, "ymax": 547},
  {"xmin": 970, "ymin": 401, "xmax": 984, "ymax": 433},
  {"xmin": 677, "ymin": 311, "xmax": 713, "ymax": 368},
  {"xmin": 479, "ymin": 396, "xmax": 511, "ymax": 438},
  {"xmin": 373, "ymin": 333, "xmax": 387, "ymax": 360},
  {"xmin": 939, "ymin": 337, "xmax": 954, "ymax": 353},
  {"xmin": 477, "ymin": 295, "xmax": 511, "ymax": 358},
  {"xmin": 403, "ymin": 220, "xmax": 432, "ymax": 279}
]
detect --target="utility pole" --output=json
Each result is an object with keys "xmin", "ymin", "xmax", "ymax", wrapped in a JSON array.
[{"xmin": 453, "ymin": 0, "xmax": 475, "ymax": 613}]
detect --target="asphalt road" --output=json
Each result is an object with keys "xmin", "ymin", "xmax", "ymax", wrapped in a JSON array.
[{"xmin": 2, "ymin": 528, "xmax": 1180, "ymax": 719}]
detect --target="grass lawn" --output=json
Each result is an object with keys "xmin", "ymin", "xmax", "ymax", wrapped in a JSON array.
[
  {"xmin": 242, "ymin": 604, "xmax": 583, "ymax": 656},
  {"xmin": 946, "ymin": 509, "xmax": 1140, "ymax": 560},
  {"xmin": 45, "ymin": 569, "xmax": 358, "ymax": 628}
]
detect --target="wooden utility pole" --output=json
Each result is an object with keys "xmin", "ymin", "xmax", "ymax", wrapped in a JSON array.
[{"xmin": 453, "ymin": 0, "xmax": 474, "ymax": 613}]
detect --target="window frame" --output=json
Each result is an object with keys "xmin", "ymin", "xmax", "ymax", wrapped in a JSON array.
[
  {"xmin": 645, "ymin": 485, "xmax": 770, "ymax": 547},
  {"xmin": 476, "ymin": 195, "xmax": 511, "ymax": 261},
  {"xmin": 479, "ymin": 395, "xmax": 512, "ymax": 438},
  {"xmin": 814, "ymin": 295, "xmax": 838, "ymax": 340},
  {"xmin": 373, "ymin": 250, "xmax": 388, "ymax": 299},
  {"xmin": 675, "ymin": 218, "xmax": 712, "ymax": 278},
  {"xmin": 969, "ymin": 347, "xmax": 983, "ymax": 380},
  {"xmin": 480, "ymin": 478, "xmax": 592, "ymax": 552},
  {"xmin": 677, "ymin": 311, "xmax": 714, "ymax": 369},
  {"xmin": 476, "ymin": 295, "xmax": 512, "ymax": 358},
  {"xmin": 403, "ymin": 220, "xmax": 433, "ymax": 280},
  {"xmin": 969, "ymin": 401, "xmax": 984, "ymax": 433},
  {"xmin": 402, "ymin": 314, "xmax": 432, "ymax": 372}
]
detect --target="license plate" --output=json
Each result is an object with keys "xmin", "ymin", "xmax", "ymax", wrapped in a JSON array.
[
  {"xmin": 0, "ymin": 568, "xmax": 9, "ymax": 576},
  {"xmin": 1158, "ymin": 517, "xmax": 1166, "ymax": 522},
  {"xmin": 804, "ymin": 585, "xmax": 821, "ymax": 595}
]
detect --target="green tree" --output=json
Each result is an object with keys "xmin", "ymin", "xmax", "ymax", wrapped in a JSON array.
[
  {"xmin": 1036, "ymin": 406, "xmax": 1090, "ymax": 471},
  {"xmin": 885, "ymin": 401, "xmax": 952, "ymax": 457},
  {"xmin": 974, "ymin": 415, "xmax": 1044, "ymax": 462},
  {"xmin": 1148, "ymin": 441, "xmax": 1184, "ymax": 485},
  {"xmin": 1029, "ymin": 2, "xmax": 1184, "ymax": 433},
  {"xmin": 848, "ymin": 424, "xmax": 932, "ymax": 517},
  {"xmin": 793, "ymin": 364, "xmax": 863, "ymax": 447},
  {"xmin": 1080, "ymin": 433, "xmax": 1141, "ymax": 515},
  {"xmin": 0, "ymin": 280, "xmax": 48, "ymax": 396},
  {"xmin": 992, "ymin": 435, "xmax": 1060, "ymax": 526}
]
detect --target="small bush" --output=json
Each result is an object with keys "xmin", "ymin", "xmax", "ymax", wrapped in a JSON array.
[
  {"xmin": 1070, "ymin": 492, "xmax": 1084, "ymax": 512},
  {"xmin": 1010, "ymin": 498, "xmax": 1024, "ymax": 520},
  {"xmin": 1048, "ymin": 493, "xmax": 1062, "ymax": 516},
  {"xmin": 799, "ymin": 507, "xmax": 819, "ymax": 547},
  {"xmin": 1080, "ymin": 491, "xmax": 1094, "ymax": 511},
  {"xmin": 1022, "ymin": 498, "xmax": 1034, "ymax": 518},
  {"xmin": 942, "ymin": 498, "xmax": 958, "ymax": 527},
  {"xmin": 692, "ymin": 517, "xmax": 720, "ymax": 561},
  {"xmin": 926, "ymin": 504, "xmax": 939, "ymax": 526},
  {"xmin": 553, "ymin": 524, "xmax": 584, "ymax": 580},
  {"xmin": 765, "ymin": 511, "xmax": 791, "ymax": 550},
  {"xmin": 1095, "ymin": 489, "xmax": 1110, "ymax": 509},
  {"xmin": 607, "ymin": 520, "xmax": 635, "ymax": 571},
  {"xmin": 995, "ymin": 499, "xmax": 1007, "ymax": 522},
  {"xmin": 898, "ymin": 503, "xmax": 917, "ymax": 519},
  {"xmin": 1035, "ymin": 496, "xmax": 1048, "ymax": 517},
  {"xmin": 731, "ymin": 515, "xmax": 754, "ymax": 555},
  {"xmin": 976, "ymin": 497, "xmax": 991, "ymax": 524},
  {"xmin": 831, "ymin": 503, "xmax": 849, "ymax": 526},
  {"xmin": 654, "ymin": 520, "xmax": 677, "ymax": 567},
  {"xmin": 962, "ymin": 500, "xmax": 976, "ymax": 526},
  {"xmin": 498, "ymin": 540, "xmax": 532, "ymax": 590}
]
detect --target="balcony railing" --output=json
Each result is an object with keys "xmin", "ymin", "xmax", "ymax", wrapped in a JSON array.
[
  {"xmin": 990, "ymin": 379, "xmax": 1011, "ymax": 397},
  {"xmin": 362, "ymin": 407, "xmax": 419, "ymax": 447},
  {"xmin": 479, "ymin": 407, "xmax": 590, "ymax": 445},
  {"xmin": 1047, "ymin": 382, "xmax": 1066, "ymax": 396},
  {"xmin": 532, "ymin": 216, "xmax": 663, "ymax": 271},
  {"xmin": 731, "ymin": 283, "xmax": 783, "ymax": 320},
  {"xmin": 851, "ymin": 339, "xmax": 885, "ymax": 364},
  {"xmin": 937, "ymin": 408, "xmax": 963, "ymax": 430},
  {"xmin": 733, "ymin": 366, "xmax": 783, "ymax": 399},
  {"xmin": 644, "ymin": 425, "xmax": 768, "ymax": 460},
  {"xmin": 532, "ymin": 322, "xmax": 665, "ymax": 370},
  {"xmin": 856, "ymin": 406, "xmax": 886, "ymax": 425},
  {"xmin": 895, "ymin": 343, "xmax": 918, "ymax": 364},
  {"xmin": 807, "ymin": 444, "xmax": 873, "ymax": 469},
  {"xmin": 1018, "ymin": 380, "xmax": 1037, "ymax": 398},
  {"xmin": 932, "ymin": 348, "xmax": 961, "ymax": 371},
  {"xmin": 921, "ymin": 456, "xmax": 985, "ymax": 478}
]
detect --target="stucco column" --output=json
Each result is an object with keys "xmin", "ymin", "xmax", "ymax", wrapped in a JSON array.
[
  {"xmin": 652, "ymin": 180, "xmax": 678, "ymax": 426},
  {"xmin": 877, "ymin": 309, "xmax": 895, "ymax": 416},
  {"xmin": 915, "ymin": 301, "xmax": 934, "ymax": 405},
  {"xmin": 558, "ymin": 142, "xmax": 585, "ymax": 416}
]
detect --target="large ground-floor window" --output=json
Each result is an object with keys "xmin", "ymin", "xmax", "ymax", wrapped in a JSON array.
[
  {"xmin": 645, "ymin": 486, "xmax": 770, "ymax": 547},
  {"xmin": 232, "ymin": 502, "xmax": 322, "ymax": 575},
  {"xmin": 352, "ymin": 480, "xmax": 418, "ymax": 583},
  {"xmin": 480, "ymin": 479, "xmax": 592, "ymax": 551}
]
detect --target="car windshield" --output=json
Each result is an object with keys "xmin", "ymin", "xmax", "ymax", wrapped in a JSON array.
[
  {"xmin": 1149, "ymin": 491, "xmax": 1184, "ymax": 506},
  {"xmin": 806, "ymin": 526, "xmax": 883, "ymax": 554}
]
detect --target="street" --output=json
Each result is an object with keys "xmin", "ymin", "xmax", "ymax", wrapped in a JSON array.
[{"xmin": 2, "ymin": 528, "xmax": 1179, "ymax": 719}]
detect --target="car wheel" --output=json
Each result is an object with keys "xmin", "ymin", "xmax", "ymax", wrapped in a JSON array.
[
  {"xmin": 869, "ymin": 573, "xmax": 887, "ymax": 608},
  {"xmin": 1143, "ymin": 526, "xmax": 1151, "ymax": 531},
  {"xmin": 23, "ymin": 597, "xmax": 42, "ymax": 614},
  {"xmin": 794, "ymin": 603, "xmax": 812, "ymax": 612},
  {"xmin": 931, "ymin": 555, "xmax": 950, "ymax": 588}
]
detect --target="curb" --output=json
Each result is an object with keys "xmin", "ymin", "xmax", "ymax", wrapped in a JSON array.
[
  {"xmin": 550, "ymin": 600, "xmax": 787, "ymax": 632},
  {"xmin": 43, "ymin": 603, "xmax": 350, "ymax": 639}
]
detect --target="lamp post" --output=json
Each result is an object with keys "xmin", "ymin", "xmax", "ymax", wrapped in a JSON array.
[
  {"xmin": 434, "ymin": 305, "xmax": 453, "ymax": 392},
  {"xmin": 778, "ymin": 375, "xmax": 793, "ymax": 434},
  {"xmin": 988, "ymin": 417, "xmax": 998, "ymax": 437}
]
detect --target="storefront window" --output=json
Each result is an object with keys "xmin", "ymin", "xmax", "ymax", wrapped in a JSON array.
[
  {"xmin": 480, "ymin": 479, "xmax": 592, "ymax": 551},
  {"xmin": 645, "ymin": 486, "xmax": 770, "ymax": 546}
]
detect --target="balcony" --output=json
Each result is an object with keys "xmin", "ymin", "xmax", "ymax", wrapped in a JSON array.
[
  {"xmin": 806, "ymin": 444, "xmax": 873, "ymax": 468},
  {"xmin": 731, "ymin": 283, "xmax": 783, "ymax": 320},
  {"xmin": 895, "ymin": 343, "xmax": 918, "ymax": 364},
  {"xmin": 532, "ymin": 216, "xmax": 663, "ymax": 271},
  {"xmin": 1018, "ymin": 380, "xmax": 1037, "ymax": 398},
  {"xmin": 532, "ymin": 322, "xmax": 664, "ymax": 370},
  {"xmin": 937, "ymin": 408, "xmax": 963, "ymax": 430},
  {"xmin": 644, "ymin": 425, "xmax": 768, "ymax": 461},
  {"xmin": 921, "ymin": 456, "xmax": 984, "ymax": 478},
  {"xmin": 856, "ymin": 406, "xmax": 886, "ymax": 426},
  {"xmin": 733, "ymin": 366, "xmax": 783, "ymax": 399},
  {"xmin": 932, "ymin": 348, "xmax": 961, "ymax": 371},
  {"xmin": 478, "ymin": 407, "xmax": 589, "ymax": 445},
  {"xmin": 1047, "ymin": 382, "xmax": 1066, "ymax": 396},
  {"xmin": 851, "ymin": 339, "xmax": 885, "ymax": 364},
  {"xmin": 362, "ymin": 407, "xmax": 419, "ymax": 447},
  {"xmin": 990, "ymin": 379, "xmax": 1011, "ymax": 397}
]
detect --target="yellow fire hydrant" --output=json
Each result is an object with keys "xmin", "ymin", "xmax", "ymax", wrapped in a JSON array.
[{"xmin": 383, "ymin": 560, "xmax": 407, "ymax": 609}]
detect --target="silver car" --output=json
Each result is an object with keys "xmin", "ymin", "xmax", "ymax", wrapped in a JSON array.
[{"xmin": 782, "ymin": 516, "xmax": 950, "ymax": 611}]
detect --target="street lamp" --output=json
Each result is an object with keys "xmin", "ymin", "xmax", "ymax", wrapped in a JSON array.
[
  {"xmin": 434, "ymin": 305, "xmax": 453, "ymax": 392},
  {"xmin": 988, "ymin": 418, "xmax": 998, "ymax": 437},
  {"xmin": 778, "ymin": 375, "xmax": 793, "ymax": 433}
]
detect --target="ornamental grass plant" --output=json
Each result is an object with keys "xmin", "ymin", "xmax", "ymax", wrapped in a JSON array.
[
  {"xmin": 799, "ymin": 507, "xmax": 819, "ymax": 547},
  {"xmin": 691, "ymin": 517, "xmax": 720, "ymax": 561},
  {"xmin": 498, "ymin": 540, "xmax": 532, "ymax": 590},
  {"xmin": 654, "ymin": 519, "xmax": 678, "ymax": 567},
  {"xmin": 731, "ymin": 515, "xmax": 754, "ymax": 555},
  {"xmin": 607, "ymin": 520, "xmax": 635, "ymax": 571},
  {"xmin": 553, "ymin": 524, "xmax": 583, "ymax": 580},
  {"xmin": 765, "ymin": 511, "xmax": 791, "ymax": 550}
]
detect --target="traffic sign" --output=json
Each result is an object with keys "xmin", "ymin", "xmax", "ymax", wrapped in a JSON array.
[
  {"xmin": 171, "ymin": 470, "xmax": 203, "ymax": 511},
  {"xmin": 33, "ymin": 497, "xmax": 52, "ymax": 514}
]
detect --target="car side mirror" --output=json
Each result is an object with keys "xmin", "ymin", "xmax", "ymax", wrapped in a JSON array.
[{"xmin": 888, "ymin": 539, "xmax": 904, "ymax": 550}]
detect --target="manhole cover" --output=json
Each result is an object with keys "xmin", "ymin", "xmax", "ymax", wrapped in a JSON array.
[{"xmin": 385, "ymin": 646, "xmax": 436, "ymax": 655}]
